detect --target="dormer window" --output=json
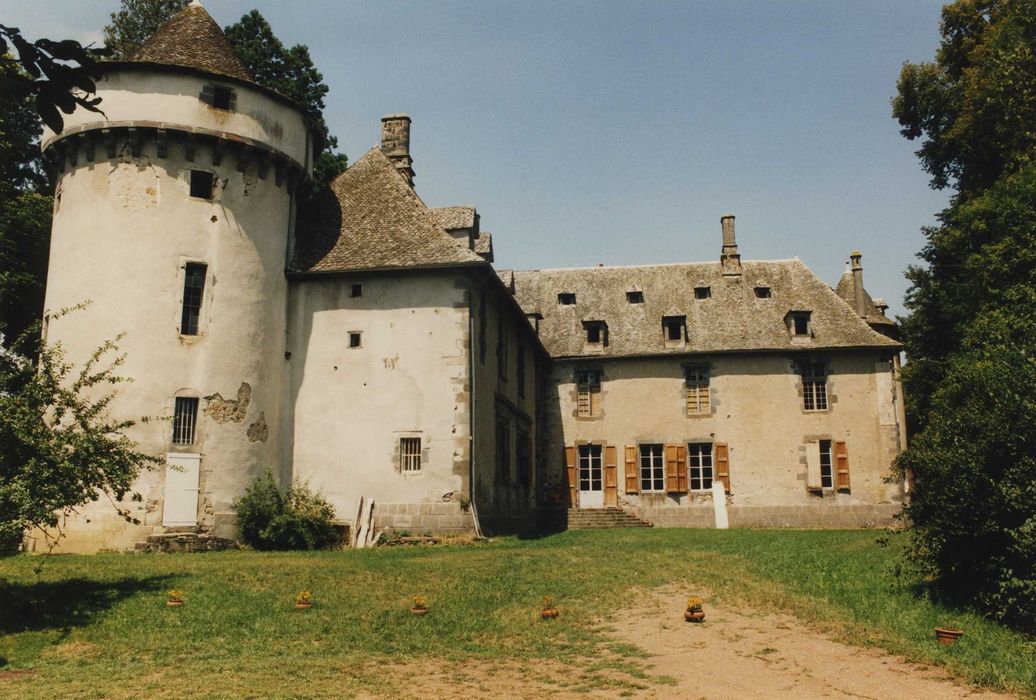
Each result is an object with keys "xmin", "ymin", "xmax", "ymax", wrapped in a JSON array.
[
  {"xmin": 558, "ymin": 292, "xmax": 576, "ymax": 306},
  {"xmin": 583, "ymin": 321, "xmax": 607, "ymax": 346},
  {"xmin": 791, "ymin": 311, "xmax": 812, "ymax": 336},
  {"xmin": 694, "ymin": 286, "xmax": 711, "ymax": 300},
  {"xmin": 663, "ymin": 315, "xmax": 686, "ymax": 342},
  {"xmin": 626, "ymin": 290, "xmax": 644, "ymax": 304},
  {"xmin": 754, "ymin": 286, "xmax": 772, "ymax": 299},
  {"xmin": 201, "ymin": 84, "xmax": 236, "ymax": 111}
]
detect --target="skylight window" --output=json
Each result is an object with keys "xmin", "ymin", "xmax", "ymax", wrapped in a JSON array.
[
  {"xmin": 626, "ymin": 291, "xmax": 644, "ymax": 304},
  {"xmin": 755, "ymin": 286, "xmax": 772, "ymax": 299},
  {"xmin": 558, "ymin": 292, "xmax": 576, "ymax": 306},
  {"xmin": 694, "ymin": 286, "xmax": 711, "ymax": 300}
]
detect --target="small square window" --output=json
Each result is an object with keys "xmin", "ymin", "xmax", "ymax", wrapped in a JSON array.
[
  {"xmin": 212, "ymin": 85, "xmax": 233, "ymax": 110},
  {"xmin": 694, "ymin": 286, "xmax": 711, "ymax": 300},
  {"xmin": 626, "ymin": 290, "xmax": 643, "ymax": 304},
  {"xmin": 558, "ymin": 292, "xmax": 576, "ymax": 306},
  {"xmin": 350, "ymin": 283, "xmax": 363, "ymax": 298},
  {"xmin": 348, "ymin": 332, "xmax": 362, "ymax": 348},
  {"xmin": 755, "ymin": 286, "xmax": 772, "ymax": 299},
  {"xmin": 190, "ymin": 170, "xmax": 215, "ymax": 200}
]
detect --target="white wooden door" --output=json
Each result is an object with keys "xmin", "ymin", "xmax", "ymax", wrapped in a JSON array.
[
  {"xmin": 163, "ymin": 453, "xmax": 200, "ymax": 526},
  {"xmin": 578, "ymin": 445, "xmax": 604, "ymax": 508}
]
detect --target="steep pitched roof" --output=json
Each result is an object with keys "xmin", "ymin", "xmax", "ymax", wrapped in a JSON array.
[
  {"xmin": 293, "ymin": 148, "xmax": 487, "ymax": 273},
  {"xmin": 130, "ymin": 3, "xmax": 253, "ymax": 82},
  {"xmin": 510, "ymin": 259, "xmax": 900, "ymax": 358}
]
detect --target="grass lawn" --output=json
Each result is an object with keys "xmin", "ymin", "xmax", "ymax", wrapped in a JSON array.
[{"xmin": 1, "ymin": 529, "xmax": 1033, "ymax": 698}]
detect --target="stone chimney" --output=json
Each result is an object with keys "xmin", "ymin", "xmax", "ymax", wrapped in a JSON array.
[
  {"xmin": 380, "ymin": 114, "xmax": 414, "ymax": 187},
  {"xmin": 850, "ymin": 251, "xmax": 870, "ymax": 317},
  {"xmin": 720, "ymin": 214, "xmax": 742, "ymax": 276}
]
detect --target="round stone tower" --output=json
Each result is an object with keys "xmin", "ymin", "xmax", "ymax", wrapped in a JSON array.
[{"xmin": 39, "ymin": 2, "xmax": 313, "ymax": 551}]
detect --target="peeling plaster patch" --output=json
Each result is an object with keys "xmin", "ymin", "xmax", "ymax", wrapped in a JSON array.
[
  {"xmin": 109, "ymin": 157, "xmax": 160, "ymax": 211},
  {"xmin": 204, "ymin": 382, "xmax": 251, "ymax": 423},
  {"xmin": 247, "ymin": 411, "xmax": 269, "ymax": 442}
]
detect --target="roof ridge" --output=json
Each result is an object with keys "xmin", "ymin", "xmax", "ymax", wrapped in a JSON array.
[
  {"xmin": 512, "ymin": 258, "xmax": 801, "ymax": 274},
  {"xmin": 130, "ymin": 3, "xmax": 253, "ymax": 82}
]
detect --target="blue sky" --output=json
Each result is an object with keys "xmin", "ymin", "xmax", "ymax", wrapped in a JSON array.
[{"xmin": 2, "ymin": 1, "xmax": 950, "ymax": 317}]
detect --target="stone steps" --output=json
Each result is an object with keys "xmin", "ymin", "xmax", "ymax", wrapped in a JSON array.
[{"xmin": 565, "ymin": 507, "xmax": 653, "ymax": 529}]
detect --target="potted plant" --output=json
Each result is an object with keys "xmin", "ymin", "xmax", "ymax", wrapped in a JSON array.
[
  {"xmin": 411, "ymin": 595, "xmax": 429, "ymax": 615},
  {"xmin": 684, "ymin": 596, "xmax": 705, "ymax": 622},
  {"xmin": 166, "ymin": 589, "xmax": 185, "ymax": 607},
  {"xmin": 295, "ymin": 590, "xmax": 313, "ymax": 609},
  {"xmin": 935, "ymin": 626, "xmax": 964, "ymax": 645},
  {"xmin": 541, "ymin": 595, "xmax": 559, "ymax": 619}
]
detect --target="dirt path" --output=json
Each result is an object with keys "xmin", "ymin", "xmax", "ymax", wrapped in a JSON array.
[
  {"xmin": 386, "ymin": 591, "xmax": 1019, "ymax": 699},
  {"xmin": 603, "ymin": 590, "xmax": 1018, "ymax": 699}
]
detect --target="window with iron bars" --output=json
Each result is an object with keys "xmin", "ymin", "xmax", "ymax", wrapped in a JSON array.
[
  {"xmin": 399, "ymin": 437, "xmax": 422, "ymax": 473},
  {"xmin": 576, "ymin": 370, "xmax": 601, "ymax": 417},
  {"xmin": 684, "ymin": 366, "xmax": 710, "ymax": 415},
  {"xmin": 172, "ymin": 397, "xmax": 199, "ymax": 445},
  {"xmin": 801, "ymin": 362, "xmax": 828, "ymax": 411}
]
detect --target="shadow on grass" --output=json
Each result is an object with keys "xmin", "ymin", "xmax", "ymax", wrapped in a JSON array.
[{"xmin": 0, "ymin": 575, "xmax": 174, "ymax": 635}]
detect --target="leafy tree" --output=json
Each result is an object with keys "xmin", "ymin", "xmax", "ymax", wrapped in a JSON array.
[
  {"xmin": 103, "ymin": 0, "xmax": 188, "ymax": 59},
  {"xmin": 0, "ymin": 25, "xmax": 103, "ymax": 133},
  {"xmin": 893, "ymin": 0, "xmax": 1036, "ymax": 630},
  {"xmin": 0, "ymin": 312, "xmax": 160, "ymax": 554},
  {"xmin": 0, "ymin": 58, "xmax": 54, "ymax": 347}
]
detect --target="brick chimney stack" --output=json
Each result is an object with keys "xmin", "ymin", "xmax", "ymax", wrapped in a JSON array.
[
  {"xmin": 720, "ymin": 214, "xmax": 742, "ymax": 276},
  {"xmin": 850, "ymin": 251, "xmax": 870, "ymax": 317},
  {"xmin": 381, "ymin": 114, "xmax": 414, "ymax": 187}
]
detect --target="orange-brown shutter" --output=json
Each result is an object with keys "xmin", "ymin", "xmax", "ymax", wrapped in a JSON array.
[
  {"xmin": 604, "ymin": 445, "xmax": 618, "ymax": 506},
  {"xmin": 624, "ymin": 445, "xmax": 638, "ymax": 494},
  {"xmin": 666, "ymin": 444, "xmax": 688, "ymax": 493},
  {"xmin": 676, "ymin": 444, "xmax": 688, "ymax": 493},
  {"xmin": 715, "ymin": 443, "xmax": 730, "ymax": 493},
  {"xmin": 565, "ymin": 446, "xmax": 577, "ymax": 506},
  {"xmin": 834, "ymin": 441, "xmax": 850, "ymax": 491}
]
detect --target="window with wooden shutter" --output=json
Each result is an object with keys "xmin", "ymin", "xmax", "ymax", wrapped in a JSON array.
[
  {"xmin": 715, "ymin": 442, "xmax": 730, "ymax": 493},
  {"xmin": 639, "ymin": 444, "xmax": 665, "ymax": 491},
  {"xmin": 805, "ymin": 440, "xmax": 822, "ymax": 490},
  {"xmin": 685, "ymin": 366, "xmax": 710, "ymax": 415},
  {"xmin": 576, "ymin": 370, "xmax": 601, "ymax": 417},
  {"xmin": 624, "ymin": 445, "xmax": 638, "ymax": 494},
  {"xmin": 604, "ymin": 445, "xmax": 618, "ymax": 507},
  {"xmin": 834, "ymin": 440, "xmax": 850, "ymax": 491},
  {"xmin": 665, "ymin": 443, "xmax": 688, "ymax": 493},
  {"xmin": 565, "ymin": 446, "xmax": 577, "ymax": 506}
]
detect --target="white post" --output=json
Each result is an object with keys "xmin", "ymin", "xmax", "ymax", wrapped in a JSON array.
[{"xmin": 712, "ymin": 482, "xmax": 729, "ymax": 529}]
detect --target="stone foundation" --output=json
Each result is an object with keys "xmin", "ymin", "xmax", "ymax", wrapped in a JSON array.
[
  {"xmin": 634, "ymin": 503, "xmax": 902, "ymax": 529},
  {"xmin": 371, "ymin": 502, "xmax": 474, "ymax": 534}
]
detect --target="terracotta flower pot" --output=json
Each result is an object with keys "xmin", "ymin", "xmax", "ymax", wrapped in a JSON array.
[
  {"xmin": 166, "ymin": 600, "xmax": 184, "ymax": 607},
  {"xmin": 411, "ymin": 606, "xmax": 429, "ymax": 616},
  {"xmin": 684, "ymin": 609, "xmax": 705, "ymax": 622},
  {"xmin": 935, "ymin": 628, "xmax": 963, "ymax": 645},
  {"xmin": 541, "ymin": 608, "xmax": 560, "ymax": 619}
]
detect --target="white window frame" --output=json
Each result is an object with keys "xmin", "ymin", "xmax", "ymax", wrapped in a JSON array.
[
  {"xmin": 399, "ymin": 436, "xmax": 422, "ymax": 473},
  {"xmin": 802, "ymin": 362, "xmax": 828, "ymax": 411},
  {"xmin": 688, "ymin": 443, "xmax": 714, "ymax": 491},
  {"xmin": 639, "ymin": 444, "xmax": 665, "ymax": 492}
]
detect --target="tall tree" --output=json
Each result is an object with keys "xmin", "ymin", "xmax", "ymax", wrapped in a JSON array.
[
  {"xmin": 103, "ymin": 0, "xmax": 188, "ymax": 59},
  {"xmin": 893, "ymin": 0, "xmax": 1036, "ymax": 631}
]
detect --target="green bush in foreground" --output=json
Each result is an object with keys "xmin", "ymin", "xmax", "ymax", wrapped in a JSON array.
[{"xmin": 234, "ymin": 472, "xmax": 339, "ymax": 550}]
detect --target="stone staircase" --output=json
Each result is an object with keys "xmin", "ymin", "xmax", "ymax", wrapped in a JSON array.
[{"xmin": 565, "ymin": 507, "xmax": 653, "ymax": 530}]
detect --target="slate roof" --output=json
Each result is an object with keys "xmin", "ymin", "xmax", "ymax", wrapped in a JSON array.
[
  {"xmin": 130, "ymin": 3, "xmax": 254, "ymax": 83},
  {"xmin": 510, "ymin": 259, "xmax": 900, "ymax": 358},
  {"xmin": 293, "ymin": 148, "xmax": 487, "ymax": 273}
]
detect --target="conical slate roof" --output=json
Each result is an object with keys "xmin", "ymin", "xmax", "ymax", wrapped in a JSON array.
[{"xmin": 131, "ymin": 2, "xmax": 253, "ymax": 82}]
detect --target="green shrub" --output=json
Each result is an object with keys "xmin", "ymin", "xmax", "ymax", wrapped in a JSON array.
[{"xmin": 234, "ymin": 472, "xmax": 339, "ymax": 550}]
